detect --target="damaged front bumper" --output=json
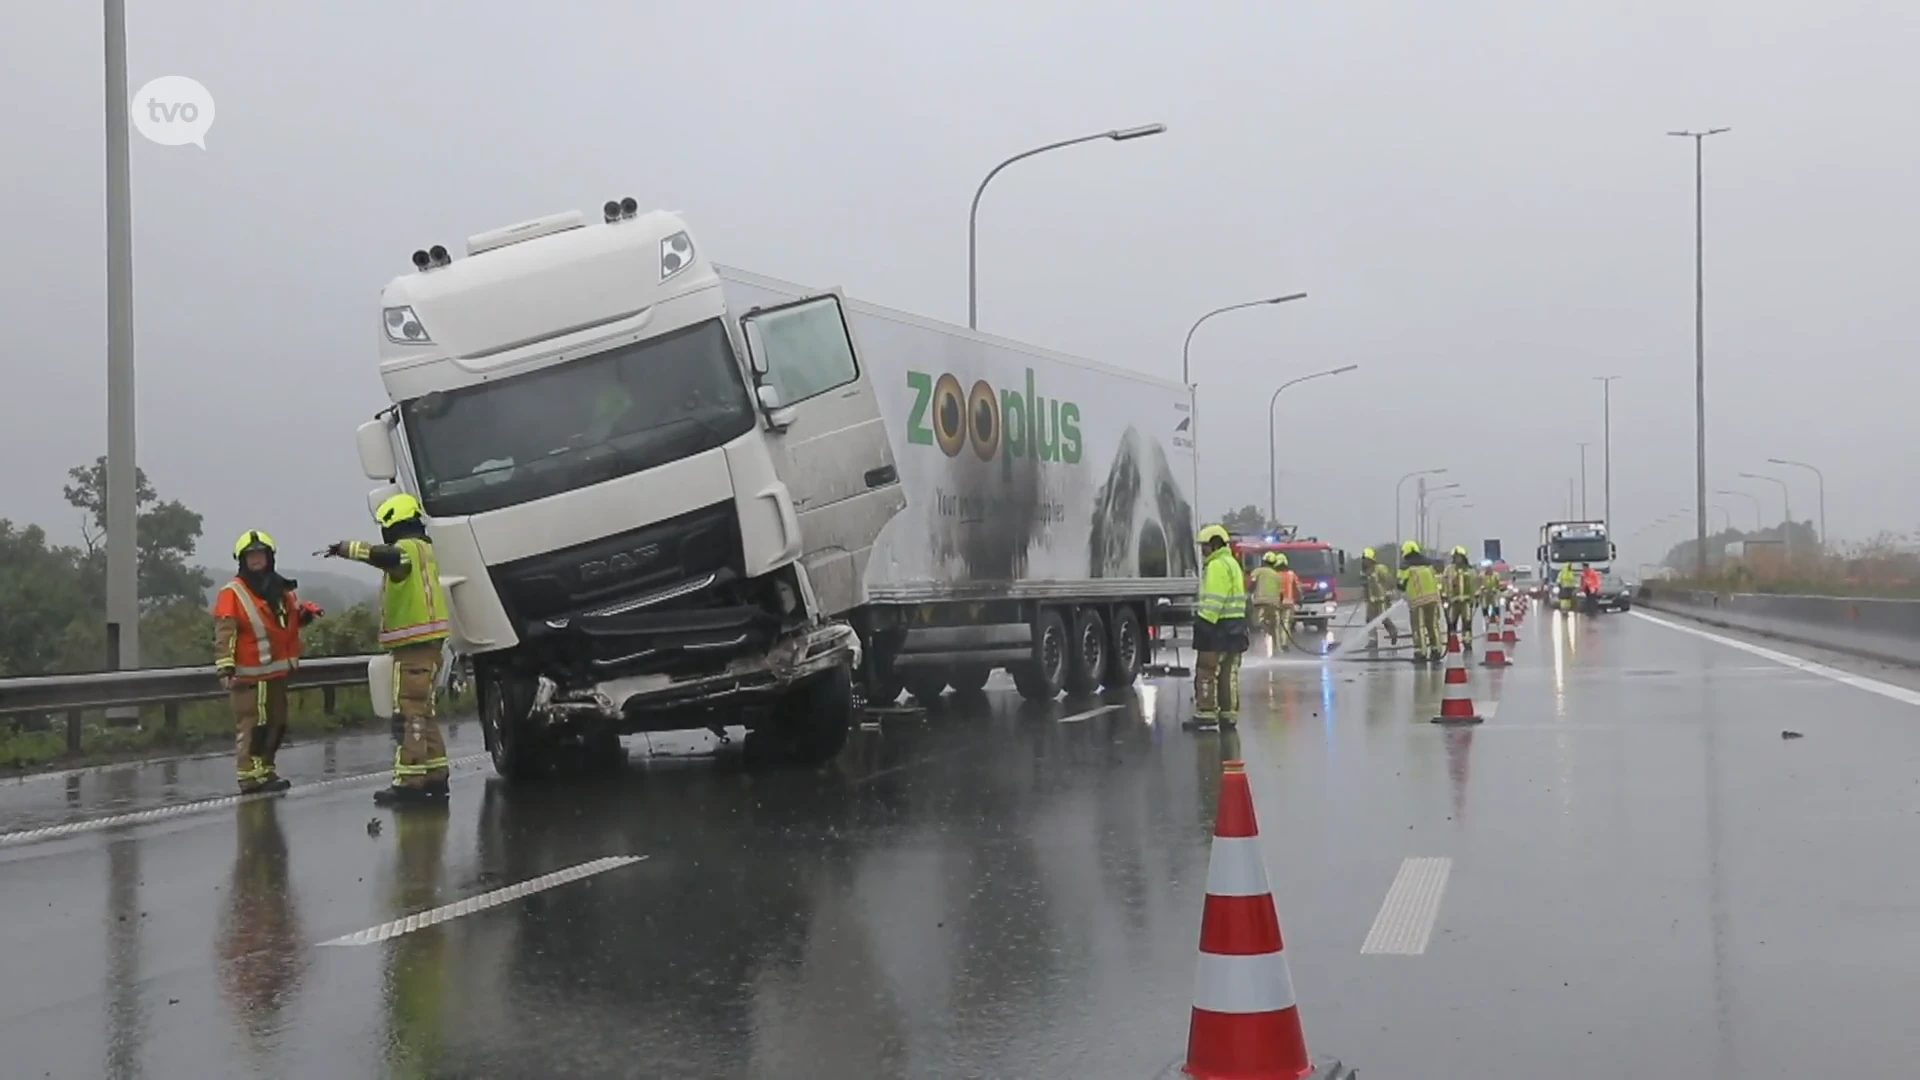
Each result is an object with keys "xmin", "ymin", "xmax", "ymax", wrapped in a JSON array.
[{"xmin": 530, "ymin": 621, "xmax": 861, "ymax": 724}]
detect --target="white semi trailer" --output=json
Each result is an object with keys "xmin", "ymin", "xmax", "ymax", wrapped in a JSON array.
[{"xmin": 357, "ymin": 198, "xmax": 1198, "ymax": 782}]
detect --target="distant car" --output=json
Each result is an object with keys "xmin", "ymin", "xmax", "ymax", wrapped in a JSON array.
[{"xmin": 1508, "ymin": 564, "xmax": 1537, "ymax": 597}]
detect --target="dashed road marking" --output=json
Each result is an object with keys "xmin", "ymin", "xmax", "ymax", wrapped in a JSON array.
[
  {"xmin": 1360, "ymin": 856, "xmax": 1452, "ymax": 955},
  {"xmin": 1057, "ymin": 704, "xmax": 1126, "ymax": 724},
  {"xmin": 1633, "ymin": 612, "xmax": 1920, "ymax": 708},
  {"xmin": 0, "ymin": 752, "xmax": 489, "ymax": 849},
  {"xmin": 317, "ymin": 855, "xmax": 649, "ymax": 947}
]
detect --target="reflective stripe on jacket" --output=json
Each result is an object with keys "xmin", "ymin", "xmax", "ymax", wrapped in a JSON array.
[
  {"xmin": 1400, "ymin": 564, "xmax": 1441, "ymax": 606},
  {"xmin": 1249, "ymin": 566, "xmax": 1282, "ymax": 605},
  {"xmin": 379, "ymin": 537, "xmax": 452, "ymax": 649},
  {"xmin": 1444, "ymin": 563, "xmax": 1477, "ymax": 602},
  {"xmin": 1365, "ymin": 563, "xmax": 1394, "ymax": 603},
  {"xmin": 212, "ymin": 579, "xmax": 302, "ymax": 681}
]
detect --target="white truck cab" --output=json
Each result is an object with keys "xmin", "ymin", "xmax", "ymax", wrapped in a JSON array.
[{"xmin": 355, "ymin": 199, "xmax": 904, "ymax": 780}]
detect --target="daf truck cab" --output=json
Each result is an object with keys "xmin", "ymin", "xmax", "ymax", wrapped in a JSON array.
[{"xmin": 355, "ymin": 199, "xmax": 905, "ymax": 781}]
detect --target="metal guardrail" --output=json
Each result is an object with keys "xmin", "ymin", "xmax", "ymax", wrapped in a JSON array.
[
  {"xmin": 0, "ymin": 655, "xmax": 376, "ymax": 756},
  {"xmin": 1639, "ymin": 587, "xmax": 1920, "ymax": 668}
]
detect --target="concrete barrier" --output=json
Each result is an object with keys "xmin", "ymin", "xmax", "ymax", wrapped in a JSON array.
[{"xmin": 1637, "ymin": 586, "xmax": 1920, "ymax": 667}]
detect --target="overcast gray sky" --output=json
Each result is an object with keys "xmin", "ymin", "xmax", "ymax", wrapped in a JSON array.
[{"xmin": 3, "ymin": 0, "xmax": 1914, "ymax": 571}]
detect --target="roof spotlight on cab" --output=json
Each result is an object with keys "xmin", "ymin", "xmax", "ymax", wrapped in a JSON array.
[
  {"xmin": 410, "ymin": 249, "xmax": 431, "ymax": 271},
  {"xmin": 603, "ymin": 200, "xmax": 622, "ymax": 224},
  {"xmin": 620, "ymin": 196, "xmax": 638, "ymax": 219},
  {"xmin": 428, "ymin": 244, "xmax": 450, "ymax": 267}
]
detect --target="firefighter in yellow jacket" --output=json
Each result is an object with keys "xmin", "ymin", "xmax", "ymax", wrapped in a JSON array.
[
  {"xmin": 1191, "ymin": 525, "xmax": 1249, "ymax": 727},
  {"xmin": 1248, "ymin": 552, "xmax": 1283, "ymax": 650},
  {"xmin": 1397, "ymin": 541, "xmax": 1444, "ymax": 664},
  {"xmin": 327, "ymin": 493, "xmax": 453, "ymax": 807},
  {"xmin": 1361, "ymin": 547, "xmax": 1400, "ymax": 650},
  {"xmin": 1442, "ymin": 546, "xmax": 1479, "ymax": 650}
]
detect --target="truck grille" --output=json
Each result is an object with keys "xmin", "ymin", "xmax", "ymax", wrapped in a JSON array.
[{"xmin": 488, "ymin": 502, "xmax": 743, "ymax": 628}]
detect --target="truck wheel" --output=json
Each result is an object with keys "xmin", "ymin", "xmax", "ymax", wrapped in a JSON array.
[
  {"xmin": 777, "ymin": 662, "xmax": 854, "ymax": 765},
  {"xmin": 902, "ymin": 671, "xmax": 948, "ymax": 704},
  {"xmin": 1013, "ymin": 609, "xmax": 1068, "ymax": 702},
  {"xmin": 1103, "ymin": 606, "xmax": 1144, "ymax": 688},
  {"xmin": 948, "ymin": 664, "xmax": 992, "ymax": 696},
  {"xmin": 480, "ymin": 669, "xmax": 548, "ymax": 785},
  {"xmin": 1066, "ymin": 608, "xmax": 1107, "ymax": 697}
]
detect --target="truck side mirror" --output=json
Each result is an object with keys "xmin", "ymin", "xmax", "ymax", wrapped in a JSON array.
[
  {"xmin": 1610, "ymin": 542, "xmax": 1618, "ymax": 560},
  {"xmin": 356, "ymin": 419, "xmax": 397, "ymax": 482},
  {"xmin": 1537, "ymin": 545, "xmax": 1547, "ymax": 561},
  {"xmin": 757, "ymin": 385, "xmax": 795, "ymax": 430},
  {"xmin": 1338, "ymin": 550, "xmax": 1347, "ymax": 573}
]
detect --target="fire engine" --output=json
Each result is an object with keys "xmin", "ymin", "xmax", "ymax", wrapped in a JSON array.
[{"xmin": 1229, "ymin": 527, "xmax": 1348, "ymax": 633}]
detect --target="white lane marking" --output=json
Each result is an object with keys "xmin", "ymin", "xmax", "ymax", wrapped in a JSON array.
[
  {"xmin": 0, "ymin": 752, "xmax": 489, "ymax": 849},
  {"xmin": 1057, "ymin": 704, "xmax": 1125, "ymax": 724},
  {"xmin": 1360, "ymin": 856, "xmax": 1453, "ymax": 955},
  {"xmin": 1633, "ymin": 612, "xmax": 1920, "ymax": 708},
  {"xmin": 317, "ymin": 855, "xmax": 649, "ymax": 947},
  {"xmin": 1204, "ymin": 835, "xmax": 1273, "ymax": 897},
  {"xmin": 1191, "ymin": 950, "xmax": 1298, "ymax": 1013}
]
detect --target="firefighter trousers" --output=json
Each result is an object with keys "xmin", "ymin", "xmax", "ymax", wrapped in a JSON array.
[
  {"xmin": 1446, "ymin": 600, "xmax": 1476, "ymax": 645},
  {"xmin": 232, "ymin": 678, "xmax": 289, "ymax": 792},
  {"xmin": 1193, "ymin": 651, "xmax": 1242, "ymax": 722},
  {"xmin": 390, "ymin": 642, "xmax": 449, "ymax": 789},
  {"xmin": 1410, "ymin": 601, "xmax": 1443, "ymax": 658}
]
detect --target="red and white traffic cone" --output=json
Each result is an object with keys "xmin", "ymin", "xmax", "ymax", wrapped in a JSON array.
[
  {"xmin": 1503, "ymin": 608, "xmax": 1519, "ymax": 650},
  {"xmin": 1480, "ymin": 614, "xmax": 1510, "ymax": 667},
  {"xmin": 1173, "ymin": 760, "xmax": 1354, "ymax": 1080},
  {"xmin": 1432, "ymin": 631, "xmax": 1484, "ymax": 725}
]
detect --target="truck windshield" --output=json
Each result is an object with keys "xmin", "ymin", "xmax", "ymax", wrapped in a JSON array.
[
  {"xmin": 401, "ymin": 319, "xmax": 754, "ymax": 517},
  {"xmin": 1549, "ymin": 537, "xmax": 1611, "ymax": 563},
  {"xmin": 1281, "ymin": 549, "xmax": 1336, "ymax": 577}
]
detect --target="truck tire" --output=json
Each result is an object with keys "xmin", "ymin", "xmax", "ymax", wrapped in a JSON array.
[
  {"xmin": 778, "ymin": 662, "xmax": 855, "ymax": 765},
  {"xmin": 902, "ymin": 671, "xmax": 948, "ymax": 704},
  {"xmin": 1013, "ymin": 609, "xmax": 1068, "ymax": 702},
  {"xmin": 1103, "ymin": 606, "xmax": 1144, "ymax": 688},
  {"xmin": 948, "ymin": 664, "xmax": 992, "ymax": 696},
  {"xmin": 480, "ymin": 669, "xmax": 549, "ymax": 785},
  {"xmin": 1065, "ymin": 608, "xmax": 1107, "ymax": 697}
]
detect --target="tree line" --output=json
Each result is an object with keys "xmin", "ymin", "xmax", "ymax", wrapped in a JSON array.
[{"xmin": 0, "ymin": 458, "xmax": 379, "ymax": 677}]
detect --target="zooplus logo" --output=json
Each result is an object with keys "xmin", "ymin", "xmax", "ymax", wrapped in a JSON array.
[{"xmin": 905, "ymin": 368, "xmax": 1083, "ymax": 468}]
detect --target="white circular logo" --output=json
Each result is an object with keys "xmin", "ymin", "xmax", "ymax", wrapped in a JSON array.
[{"xmin": 131, "ymin": 75, "xmax": 216, "ymax": 149}]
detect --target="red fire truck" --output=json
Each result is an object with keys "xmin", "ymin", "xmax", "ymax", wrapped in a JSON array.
[{"xmin": 1229, "ymin": 527, "xmax": 1348, "ymax": 633}]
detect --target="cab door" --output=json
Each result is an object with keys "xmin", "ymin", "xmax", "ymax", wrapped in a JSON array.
[{"xmin": 737, "ymin": 290, "xmax": 905, "ymax": 617}]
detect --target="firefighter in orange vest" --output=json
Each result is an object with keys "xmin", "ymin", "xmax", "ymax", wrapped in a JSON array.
[{"xmin": 213, "ymin": 531, "xmax": 323, "ymax": 793}]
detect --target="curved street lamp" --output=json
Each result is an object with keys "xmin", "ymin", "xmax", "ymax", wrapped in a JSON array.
[
  {"xmin": 1767, "ymin": 457, "xmax": 1826, "ymax": 552},
  {"xmin": 1267, "ymin": 364, "xmax": 1358, "ymax": 522},
  {"xmin": 968, "ymin": 124, "xmax": 1166, "ymax": 330},
  {"xmin": 1394, "ymin": 469, "xmax": 1447, "ymax": 557},
  {"xmin": 1181, "ymin": 292, "xmax": 1308, "ymax": 517}
]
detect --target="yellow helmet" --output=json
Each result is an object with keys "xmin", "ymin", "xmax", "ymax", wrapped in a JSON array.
[
  {"xmin": 376, "ymin": 492, "xmax": 425, "ymax": 528},
  {"xmin": 1362, "ymin": 547, "xmax": 1376, "ymax": 560},
  {"xmin": 1197, "ymin": 524, "xmax": 1230, "ymax": 545},
  {"xmin": 1261, "ymin": 551, "xmax": 1280, "ymax": 566},
  {"xmin": 1273, "ymin": 552, "xmax": 1289, "ymax": 567},
  {"xmin": 233, "ymin": 529, "xmax": 276, "ymax": 560},
  {"xmin": 1401, "ymin": 540, "xmax": 1420, "ymax": 556},
  {"xmin": 1452, "ymin": 545, "xmax": 1468, "ymax": 557}
]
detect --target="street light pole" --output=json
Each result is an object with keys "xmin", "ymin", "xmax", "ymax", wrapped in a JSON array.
[
  {"xmin": 1576, "ymin": 442, "xmax": 1590, "ymax": 518},
  {"xmin": 1267, "ymin": 364, "xmax": 1358, "ymax": 523},
  {"xmin": 1716, "ymin": 489, "xmax": 1762, "ymax": 531},
  {"xmin": 1593, "ymin": 375, "xmax": 1619, "ymax": 531},
  {"xmin": 969, "ymin": 123, "xmax": 1165, "ymax": 330},
  {"xmin": 1183, "ymin": 292, "xmax": 1308, "ymax": 522},
  {"xmin": 1767, "ymin": 457, "xmax": 1826, "ymax": 552},
  {"xmin": 1669, "ymin": 127, "xmax": 1730, "ymax": 577},
  {"xmin": 104, "ymin": 0, "xmax": 140, "ymax": 677},
  {"xmin": 1436, "ymin": 504, "xmax": 1474, "ymax": 552},
  {"xmin": 1395, "ymin": 468, "xmax": 1447, "ymax": 561},
  {"xmin": 1427, "ymin": 493, "xmax": 1467, "ymax": 551}
]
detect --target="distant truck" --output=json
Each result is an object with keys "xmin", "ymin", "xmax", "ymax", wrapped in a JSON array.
[
  {"xmin": 1229, "ymin": 528, "xmax": 1347, "ymax": 632},
  {"xmin": 1537, "ymin": 520, "xmax": 1615, "ymax": 601},
  {"xmin": 356, "ymin": 199, "xmax": 1198, "ymax": 782}
]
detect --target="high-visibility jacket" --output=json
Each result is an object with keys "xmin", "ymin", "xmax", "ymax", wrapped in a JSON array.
[
  {"xmin": 212, "ymin": 578, "xmax": 304, "ymax": 682},
  {"xmin": 1557, "ymin": 565, "xmax": 1578, "ymax": 590},
  {"xmin": 1581, "ymin": 568, "xmax": 1602, "ymax": 593},
  {"xmin": 1249, "ymin": 565, "xmax": 1282, "ymax": 605},
  {"xmin": 1277, "ymin": 569, "xmax": 1300, "ymax": 605},
  {"xmin": 1364, "ymin": 563, "xmax": 1394, "ymax": 604},
  {"xmin": 380, "ymin": 538, "xmax": 451, "ymax": 649},
  {"xmin": 1197, "ymin": 547, "xmax": 1249, "ymax": 624},
  {"xmin": 1443, "ymin": 563, "xmax": 1477, "ymax": 602},
  {"xmin": 1481, "ymin": 569, "xmax": 1502, "ymax": 598},
  {"xmin": 1399, "ymin": 561, "xmax": 1442, "ymax": 607}
]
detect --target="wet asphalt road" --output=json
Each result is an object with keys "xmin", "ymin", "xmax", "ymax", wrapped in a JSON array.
[{"xmin": 6, "ymin": 605, "xmax": 1920, "ymax": 1078}]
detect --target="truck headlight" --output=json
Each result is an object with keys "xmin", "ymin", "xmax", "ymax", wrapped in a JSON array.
[
  {"xmin": 660, "ymin": 231, "xmax": 694, "ymax": 281},
  {"xmin": 383, "ymin": 305, "xmax": 431, "ymax": 344}
]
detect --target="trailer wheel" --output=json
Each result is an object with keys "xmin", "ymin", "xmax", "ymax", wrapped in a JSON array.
[
  {"xmin": 480, "ymin": 667, "xmax": 549, "ymax": 786},
  {"xmin": 948, "ymin": 664, "xmax": 992, "ymax": 696},
  {"xmin": 1066, "ymin": 608, "xmax": 1107, "ymax": 697},
  {"xmin": 775, "ymin": 662, "xmax": 855, "ymax": 765},
  {"xmin": 902, "ymin": 671, "xmax": 948, "ymax": 704},
  {"xmin": 1103, "ymin": 606, "xmax": 1144, "ymax": 688},
  {"xmin": 1013, "ymin": 609, "xmax": 1068, "ymax": 702}
]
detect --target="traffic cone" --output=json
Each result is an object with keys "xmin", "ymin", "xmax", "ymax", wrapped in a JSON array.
[
  {"xmin": 1175, "ymin": 760, "xmax": 1354, "ymax": 1080},
  {"xmin": 1503, "ymin": 608, "xmax": 1519, "ymax": 649},
  {"xmin": 1432, "ymin": 631, "xmax": 1483, "ymax": 725},
  {"xmin": 1480, "ymin": 615, "xmax": 1510, "ymax": 667}
]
